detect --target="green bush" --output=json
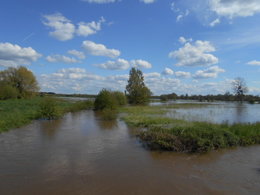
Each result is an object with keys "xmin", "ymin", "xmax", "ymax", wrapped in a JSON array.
[
  {"xmin": 113, "ymin": 91, "xmax": 127, "ymax": 106},
  {"xmin": 38, "ymin": 98, "xmax": 61, "ymax": 120},
  {"xmin": 0, "ymin": 84, "xmax": 19, "ymax": 100}
]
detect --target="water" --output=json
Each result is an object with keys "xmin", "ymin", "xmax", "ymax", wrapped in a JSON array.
[
  {"xmin": 0, "ymin": 110, "xmax": 259, "ymax": 194},
  {"xmin": 160, "ymin": 101, "xmax": 260, "ymax": 124}
]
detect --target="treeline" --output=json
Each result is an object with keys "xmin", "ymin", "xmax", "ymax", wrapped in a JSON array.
[{"xmin": 157, "ymin": 92, "xmax": 260, "ymax": 103}]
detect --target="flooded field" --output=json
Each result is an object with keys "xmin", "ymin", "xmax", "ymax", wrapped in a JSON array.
[
  {"xmin": 0, "ymin": 109, "xmax": 259, "ymax": 195},
  {"xmin": 156, "ymin": 100, "xmax": 260, "ymax": 124}
]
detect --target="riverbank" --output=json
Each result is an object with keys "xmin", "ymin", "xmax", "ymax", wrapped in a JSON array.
[
  {"xmin": 0, "ymin": 97, "xmax": 93, "ymax": 132},
  {"xmin": 120, "ymin": 104, "xmax": 260, "ymax": 153}
]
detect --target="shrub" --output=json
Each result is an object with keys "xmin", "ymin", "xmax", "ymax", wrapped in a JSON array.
[
  {"xmin": 38, "ymin": 97, "xmax": 61, "ymax": 120},
  {"xmin": 94, "ymin": 89, "xmax": 118, "ymax": 110},
  {"xmin": 113, "ymin": 91, "xmax": 127, "ymax": 106},
  {"xmin": 0, "ymin": 84, "xmax": 19, "ymax": 100}
]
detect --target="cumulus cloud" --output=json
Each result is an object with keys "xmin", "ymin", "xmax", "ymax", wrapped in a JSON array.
[
  {"xmin": 169, "ymin": 39, "xmax": 219, "ymax": 67},
  {"xmin": 162, "ymin": 68, "xmax": 174, "ymax": 75},
  {"xmin": 42, "ymin": 13, "xmax": 75, "ymax": 41},
  {"xmin": 175, "ymin": 71, "xmax": 191, "ymax": 78},
  {"xmin": 131, "ymin": 59, "xmax": 152, "ymax": 69},
  {"xmin": 209, "ymin": 0, "xmax": 260, "ymax": 19},
  {"xmin": 67, "ymin": 50, "xmax": 86, "ymax": 59},
  {"xmin": 82, "ymin": 40, "xmax": 120, "ymax": 58},
  {"xmin": 140, "ymin": 0, "xmax": 156, "ymax": 4},
  {"xmin": 95, "ymin": 58, "xmax": 130, "ymax": 70},
  {"xmin": 77, "ymin": 17, "xmax": 105, "ymax": 37},
  {"xmin": 42, "ymin": 13, "xmax": 105, "ymax": 41},
  {"xmin": 81, "ymin": 0, "xmax": 119, "ymax": 3},
  {"xmin": 0, "ymin": 42, "xmax": 41, "ymax": 67},
  {"xmin": 247, "ymin": 60, "xmax": 260, "ymax": 66},
  {"xmin": 46, "ymin": 54, "xmax": 80, "ymax": 64},
  {"xmin": 171, "ymin": 2, "xmax": 190, "ymax": 22},
  {"xmin": 193, "ymin": 65, "xmax": 225, "ymax": 79}
]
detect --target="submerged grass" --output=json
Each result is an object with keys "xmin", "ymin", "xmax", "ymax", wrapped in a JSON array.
[
  {"xmin": 0, "ymin": 97, "xmax": 93, "ymax": 132},
  {"xmin": 120, "ymin": 104, "xmax": 260, "ymax": 153}
]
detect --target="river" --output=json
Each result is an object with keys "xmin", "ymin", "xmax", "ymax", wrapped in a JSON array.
[{"xmin": 0, "ymin": 109, "xmax": 259, "ymax": 194}]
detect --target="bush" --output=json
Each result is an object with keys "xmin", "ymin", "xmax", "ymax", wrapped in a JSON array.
[
  {"xmin": 38, "ymin": 97, "xmax": 61, "ymax": 120},
  {"xmin": 0, "ymin": 84, "xmax": 19, "ymax": 100},
  {"xmin": 94, "ymin": 89, "xmax": 118, "ymax": 110},
  {"xmin": 113, "ymin": 91, "xmax": 127, "ymax": 106}
]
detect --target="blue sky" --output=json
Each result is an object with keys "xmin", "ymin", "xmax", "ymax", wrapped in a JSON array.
[{"xmin": 0, "ymin": 0, "xmax": 260, "ymax": 95}]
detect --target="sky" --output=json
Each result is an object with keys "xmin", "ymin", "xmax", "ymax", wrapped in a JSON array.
[{"xmin": 0, "ymin": 0, "xmax": 260, "ymax": 95}]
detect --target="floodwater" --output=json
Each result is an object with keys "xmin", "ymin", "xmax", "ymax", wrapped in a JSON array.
[
  {"xmin": 161, "ymin": 101, "xmax": 260, "ymax": 124},
  {"xmin": 0, "ymin": 110, "xmax": 260, "ymax": 195}
]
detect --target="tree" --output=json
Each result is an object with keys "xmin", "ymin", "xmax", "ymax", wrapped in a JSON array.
[
  {"xmin": 126, "ymin": 68, "xmax": 152, "ymax": 104},
  {"xmin": 0, "ymin": 66, "xmax": 39, "ymax": 99},
  {"xmin": 232, "ymin": 77, "xmax": 248, "ymax": 102}
]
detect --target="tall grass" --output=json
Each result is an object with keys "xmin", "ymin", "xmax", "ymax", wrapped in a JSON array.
[{"xmin": 0, "ymin": 97, "xmax": 93, "ymax": 132}]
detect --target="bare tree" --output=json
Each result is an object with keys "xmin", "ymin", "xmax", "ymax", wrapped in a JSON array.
[{"xmin": 232, "ymin": 77, "xmax": 248, "ymax": 101}]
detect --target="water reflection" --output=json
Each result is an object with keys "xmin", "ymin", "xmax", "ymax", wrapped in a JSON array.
[{"xmin": 40, "ymin": 119, "xmax": 62, "ymax": 138}]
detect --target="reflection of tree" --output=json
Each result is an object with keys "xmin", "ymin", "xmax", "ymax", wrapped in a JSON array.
[
  {"xmin": 234, "ymin": 102, "xmax": 247, "ymax": 123},
  {"xmin": 94, "ymin": 111, "xmax": 118, "ymax": 130},
  {"xmin": 40, "ymin": 119, "xmax": 62, "ymax": 138}
]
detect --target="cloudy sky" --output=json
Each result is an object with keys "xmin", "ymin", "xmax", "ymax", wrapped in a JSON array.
[{"xmin": 1, "ymin": 0, "xmax": 260, "ymax": 95}]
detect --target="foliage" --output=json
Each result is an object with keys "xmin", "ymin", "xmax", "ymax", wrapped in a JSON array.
[
  {"xmin": 126, "ymin": 68, "xmax": 152, "ymax": 104},
  {"xmin": 38, "ymin": 97, "xmax": 61, "ymax": 120},
  {"xmin": 0, "ymin": 84, "xmax": 19, "ymax": 100},
  {"xmin": 0, "ymin": 66, "xmax": 39, "ymax": 99},
  {"xmin": 94, "ymin": 89, "xmax": 127, "ymax": 111}
]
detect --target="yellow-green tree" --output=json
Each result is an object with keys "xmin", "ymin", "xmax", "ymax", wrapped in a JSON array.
[{"xmin": 0, "ymin": 66, "xmax": 39, "ymax": 99}]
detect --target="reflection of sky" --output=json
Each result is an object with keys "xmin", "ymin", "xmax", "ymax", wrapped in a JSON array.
[{"xmin": 166, "ymin": 102, "xmax": 260, "ymax": 124}]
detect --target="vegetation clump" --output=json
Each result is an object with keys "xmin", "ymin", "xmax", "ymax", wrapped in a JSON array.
[
  {"xmin": 38, "ymin": 97, "xmax": 61, "ymax": 120},
  {"xmin": 121, "ymin": 105, "xmax": 260, "ymax": 153}
]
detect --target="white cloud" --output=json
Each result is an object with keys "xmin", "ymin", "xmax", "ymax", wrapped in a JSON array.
[
  {"xmin": 46, "ymin": 54, "xmax": 79, "ymax": 64},
  {"xmin": 176, "ymin": 10, "xmax": 189, "ymax": 22},
  {"xmin": 95, "ymin": 58, "xmax": 130, "ymax": 70},
  {"xmin": 43, "ymin": 13, "xmax": 105, "ymax": 41},
  {"xmin": 77, "ymin": 17, "xmax": 105, "ymax": 37},
  {"xmin": 193, "ymin": 65, "xmax": 225, "ymax": 79},
  {"xmin": 42, "ymin": 13, "xmax": 75, "ymax": 41},
  {"xmin": 209, "ymin": 0, "xmax": 260, "ymax": 19},
  {"xmin": 175, "ymin": 71, "xmax": 191, "ymax": 78},
  {"xmin": 81, "ymin": 0, "xmax": 119, "ymax": 3},
  {"xmin": 179, "ymin": 36, "xmax": 192, "ymax": 44},
  {"xmin": 67, "ymin": 50, "xmax": 86, "ymax": 59},
  {"xmin": 82, "ymin": 40, "xmax": 120, "ymax": 58},
  {"xmin": 131, "ymin": 59, "xmax": 152, "ymax": 69},
  {"xmin": 209, "ymin": 18, "xmax": 220, "ymax": 27},
  {"xmin": 169, "ymin": 40, "xmax": 219, "ymax": 67},
  {"xmin": 140, "ymin": 0, "xmax": 156, "ymax": 4},
  {"xmin": 144, "ymin": 72, "xmax": 161, "ymax": 78},
  {"xmin": 247, "ymin": 60, "xmax": 260, "ymax": 66},
  {"xmin": 162, "ymin": 68, "xmax": 174, "ymax": 75},
  {"xmin": 0, "ymin": 42, "xmax": 41, "ymax": 67}
]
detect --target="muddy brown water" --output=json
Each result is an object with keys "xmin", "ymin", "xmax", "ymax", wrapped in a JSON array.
[{"xmin": 0, "ymin": 110, "xmax": 259, "ymax": 195}]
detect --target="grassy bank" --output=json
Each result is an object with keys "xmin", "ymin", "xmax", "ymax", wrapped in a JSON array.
[
  {"xmin": 0, "ymin": 97, "xmax": 93, "ymax": 132},
  {"xmin": 120, "ymin": 104, "xmax": 260, "ymax": 153}
]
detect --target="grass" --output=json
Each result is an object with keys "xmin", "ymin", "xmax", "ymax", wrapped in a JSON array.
[
  {"xmin": 0, "ymin": 97, "xmax": 93, "ymax": 132},
  {"xmin": 120, "ymin": 104, "xmax": 260, "ymax": 153}
]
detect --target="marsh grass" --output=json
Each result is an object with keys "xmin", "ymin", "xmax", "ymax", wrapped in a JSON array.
[
  {"xmin": 121, "ymin": 104, "xmax": 260, "ymax": 153},
  {"xmin": 0, "ymin": 97, "xmax": 94, "ymax": 132}
]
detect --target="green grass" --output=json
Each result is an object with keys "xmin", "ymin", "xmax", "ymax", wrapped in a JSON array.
[
  {"xmin": 0, "ymin": 97, "xmax": 93, "ymax": 132},
  {"xmin": 120, "ymin": 105, "xmax": 260, "ymax": 153}
]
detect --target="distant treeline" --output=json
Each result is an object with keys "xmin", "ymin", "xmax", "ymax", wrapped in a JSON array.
[
  {"xmin": 153, "ymin": 92, "xmax": 260, "ymax": 103},
  {"xmin": 40, "ymin": 92, "xmax": 97, "ymax": 98}
]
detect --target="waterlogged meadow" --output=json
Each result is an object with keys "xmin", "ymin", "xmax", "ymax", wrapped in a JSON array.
[{"xmin": 120, "ymin": 103, "xmax": 260, "ymax": 153}]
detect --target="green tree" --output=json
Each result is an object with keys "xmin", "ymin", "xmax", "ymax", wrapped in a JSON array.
[
  {"xmin": 94, "ymin": 89, "xmax": 118, "ymax": 110},
  {"xmin": 0, "ymin": 66, "xmax": 39, "ymax": 98},
  {"xmin": 126, "ymin": 68, "xmax": 152, "ymax": 104}
]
